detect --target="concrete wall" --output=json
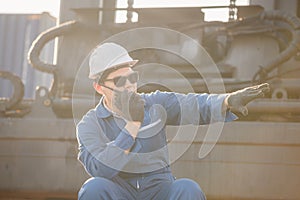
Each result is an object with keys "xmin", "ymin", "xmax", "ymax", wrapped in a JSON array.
[{"xmin": 1, "ymin": 118, "xmax": 299, "ymax": 199}]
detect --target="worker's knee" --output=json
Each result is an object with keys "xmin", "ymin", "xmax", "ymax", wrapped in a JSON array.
[
  {"xmin": 169, "ymin": 178, "xmax": 206, "ymax": 200},
  {"xmin": 78, "ymin": 177, "xmax": 114, "ymax": 200}
]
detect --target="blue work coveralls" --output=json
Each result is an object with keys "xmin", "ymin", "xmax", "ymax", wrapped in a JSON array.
[{"xmin": 76, "ymin": 90, "xmax": 237, "ymax": 200}]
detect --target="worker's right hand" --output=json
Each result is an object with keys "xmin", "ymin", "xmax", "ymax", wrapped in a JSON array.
[{"xmin": 113, "ymin": 90, "xmax": 145, "ymax": 123}]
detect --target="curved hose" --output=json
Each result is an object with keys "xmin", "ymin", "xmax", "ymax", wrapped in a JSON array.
[
  {"xmin": 28, "ymin": 20, "xmax": 79, "ymax": 74},
  {"xmin": 261, "ymin": 11, "xmax": 300, "ymax": 29},
  {"xmin": 28, "ymin": 21, "xmax": 80, "ymax": 96},
  {"xmin": 0, "ymin": 71, "xmax": 24, "ymax": 111},
  {"xmin": 252, "ymin": 11, "xmax": 300, "ymax": 82}
]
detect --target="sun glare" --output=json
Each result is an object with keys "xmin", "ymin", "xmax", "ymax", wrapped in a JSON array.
[
  {"xmin": 0, "ymin": 0, "xmax": 249, "ymax": 21},
  {"xmin": 0, "ymin": 0, "xmax": 60, "ymax": 17}
]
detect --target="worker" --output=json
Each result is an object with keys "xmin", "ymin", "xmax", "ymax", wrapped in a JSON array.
[{"xmin": 76, "ymin": 42, "xmax": 269, "ymax": 200}]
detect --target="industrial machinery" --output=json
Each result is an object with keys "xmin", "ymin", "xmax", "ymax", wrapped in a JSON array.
[{"xmin": 1, "ymin": 0, "xmax": 300, "ymax": 199}]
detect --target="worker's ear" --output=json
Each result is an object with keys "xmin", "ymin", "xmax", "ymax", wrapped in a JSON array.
[{"xmin": 93, "ymin": 82, "xmax": 104, "ymax": 95}]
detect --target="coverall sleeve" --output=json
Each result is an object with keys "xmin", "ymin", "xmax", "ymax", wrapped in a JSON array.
[
  {"xmin": 145, "ymin": 91, "xmax": 237, "ymax": 125},
  {"xmin": 76, "ymin": 112, "xmax": 141, "ymax": 179}
]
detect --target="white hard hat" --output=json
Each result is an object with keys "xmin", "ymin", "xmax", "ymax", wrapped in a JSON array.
[{"xmin": 88, "ymin": 42, "xmax": 138, "ymax": 79}]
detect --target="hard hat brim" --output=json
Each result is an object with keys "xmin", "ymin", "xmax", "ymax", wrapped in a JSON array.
[{"xmin": 89, "ymin": 59, "xmax": 139, "ymax": 79}]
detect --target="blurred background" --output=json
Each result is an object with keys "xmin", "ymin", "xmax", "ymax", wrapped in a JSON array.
[{"xmin": 0, "ymin": 0, "xmax": 300, "ymax": 199}]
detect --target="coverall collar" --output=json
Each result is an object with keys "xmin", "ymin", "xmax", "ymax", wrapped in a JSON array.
[{"xmin": 95, "ymin": 96, "xmax": 112, "ymax": 119}]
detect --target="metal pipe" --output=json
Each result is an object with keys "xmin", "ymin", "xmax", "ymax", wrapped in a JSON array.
[
  {"xmin": 252, "ymin": 10, "xmax": 300, "ymax": 82},
  {"xmin": 51, "ymin": 97, "xmax": 300, "ymax": 117},
  {"xmin": 247, "ymin": 100, "xmax": 300, "ymax": 113},
  {"xmin": 28, "ymin": 20, "xmax": 79, "ymax": 74},
  {"xmin": 27, "ymin": 20, "xmax": 80, "ymax": 96}
]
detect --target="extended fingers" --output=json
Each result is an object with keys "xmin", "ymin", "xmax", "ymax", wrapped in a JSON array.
[
  {"xmin": 235, "ymin": 84, "xmax": 269, "ymax": 106},
  {"xmin": 256, "ymin": 83, "xmax": 270, "ymax": 90},
  {"xmin": 245, "ymin": 83, "xmax": 270, "ymax": 95},
  {"xmin": 255, "ymin": 83, "xmax": 270, "ymax": 92}
]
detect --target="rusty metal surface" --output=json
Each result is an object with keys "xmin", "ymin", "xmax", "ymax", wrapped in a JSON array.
[
  {"xmin": 169, "ymin": 122, "xmax": 300, "ymax": 200},
  {"xmin": 1, "ymin": 119, "xmax": 300, "ymax": 199}
]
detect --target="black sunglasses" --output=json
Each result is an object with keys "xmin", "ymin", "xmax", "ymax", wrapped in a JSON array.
[{"xmin": 101, "ymin": 72, "xmax": 139, "ymax": 87}]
